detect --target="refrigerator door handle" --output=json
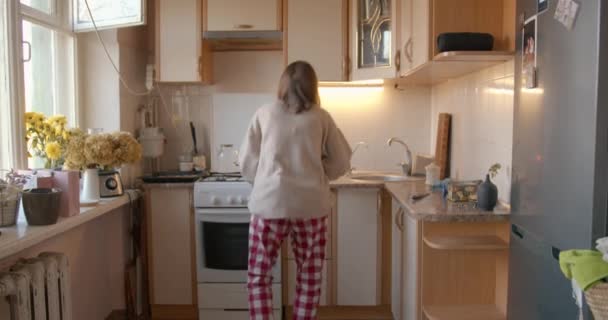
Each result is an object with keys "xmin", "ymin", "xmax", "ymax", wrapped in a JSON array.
[{"xmin": 552, "ymin": 246, "xmax": 562, "ymax": 261}]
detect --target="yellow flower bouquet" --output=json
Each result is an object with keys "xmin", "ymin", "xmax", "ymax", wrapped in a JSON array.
[{"xmin": 25, "ymin": 112, "xmax": 76, "ymax": 169}]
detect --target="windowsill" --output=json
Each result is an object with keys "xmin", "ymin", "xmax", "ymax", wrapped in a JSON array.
[{"xmin": 0, "ymin": 190, "xmax": 140, "ymax": 261}]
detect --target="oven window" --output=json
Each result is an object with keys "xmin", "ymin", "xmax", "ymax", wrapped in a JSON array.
[{"xmin": 203, "ymin": 222, "xmax": 249, "ymax": 270}]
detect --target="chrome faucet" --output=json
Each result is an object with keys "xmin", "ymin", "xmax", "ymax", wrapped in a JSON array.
[
  {"xmin": 387, "ymin": 137, "xmax": 413, "ymax": 176},
  {"xmin": 348, "ymin": 141, "xmax": 368, "ymax": 175}
]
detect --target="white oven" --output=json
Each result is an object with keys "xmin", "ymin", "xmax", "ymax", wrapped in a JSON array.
[
  {"xmin": 194, "ymin": 179, "xmax": 282, "ymax": 319},
  {"xmin": 195, "ymin": 208, "xmax": 281, "ymax": 283}
]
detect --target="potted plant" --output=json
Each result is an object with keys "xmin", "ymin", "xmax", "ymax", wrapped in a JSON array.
[{"xmin": 477, "ymin": 163, "xmax": 501, "ymax": 210}]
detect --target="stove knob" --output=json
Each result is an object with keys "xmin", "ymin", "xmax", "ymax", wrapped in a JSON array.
[
  {"xmin": 237, "ymin": 196, "xmax": 246, "ymax": 205},
  {"xmin": 210, "ymin": 196, "xmax": 220, "ymax": 205},
  {"xmin": 227, "ymin": 196, "xmax": 236, "ymax": 204}
]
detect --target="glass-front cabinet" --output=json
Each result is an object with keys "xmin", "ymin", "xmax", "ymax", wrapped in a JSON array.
[{"xmin": 350, "ymin": 0, "xmax": 399, "ymax": 81}]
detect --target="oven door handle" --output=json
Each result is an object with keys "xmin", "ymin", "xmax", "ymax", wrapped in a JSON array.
[
  {"xmin": 196, "ymin": 214, "xmax": 251, "ymax": 224},
  {"xmin": 196, "ymin": 209, "xmax": 251, "ymax": 224}
]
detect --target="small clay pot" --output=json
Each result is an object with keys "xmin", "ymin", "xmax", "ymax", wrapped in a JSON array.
[{"xmin": 22, "ymin": 188, "xmax": 62, "ymax": 225}]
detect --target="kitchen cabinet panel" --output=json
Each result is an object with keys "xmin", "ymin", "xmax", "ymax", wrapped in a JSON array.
[
  {"xmin": 146, "ymin": 187, "xmax": 196, "ymax": 310},
  {"xmin": 391, "ymin": 201, "xmax": 404, "ymax": 320},
  {"xmin": 403, "ymin": 212, "xmax": 421, "ymax": 320},
  {"xmin": 411, "ymin": 0, "xmax": 431, "ymax": 70},
  {"xmin": 349, "ymin": 0, "xmax": 400, "ymax": 80},
  {"xmin": 206, "ymin": 0, "xmax": 280, "ymax": 31},
  {"xmin": 285, "ymin": 0, "xmax": 347, "ymax": 81},
  {"xmin": 155, "ymin": 0, "xmax": 212, "ymax": 83},
  {"xmin": 336, "ymin": 188, "xmax": 379, "ymax": 306},
  {"xmin": 399, "ymin": 0, "xmax": 414, "ymax": 74}
]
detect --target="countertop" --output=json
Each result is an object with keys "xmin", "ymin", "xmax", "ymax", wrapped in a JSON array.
[
  {"xmin": 330, "ymin": 176, "xmax": 385, "ymax": 189},
  {"xmin": 139, "ymin": 174, "xmax": 510, "ymax": 223},
  {"xmin": 384, "ymin": 181, "xmax": 510, "ymax": 223}
]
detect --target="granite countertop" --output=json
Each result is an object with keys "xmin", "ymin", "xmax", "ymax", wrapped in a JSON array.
[
  {"xmin": 384, "ymin": 181, "xmax": 510, "ymax": 223},
  {"xmin": 330, "ymin": 176, "xmax": 385, "ymax": 188}
]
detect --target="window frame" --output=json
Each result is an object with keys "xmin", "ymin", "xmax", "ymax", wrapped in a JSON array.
[
  {"xmin": 72, "ymin": 0, "xmax": 146, "ymax": 32},
  {"xmin": 5, "ymin": 0, "xmax": 80, "ymax": 169}
]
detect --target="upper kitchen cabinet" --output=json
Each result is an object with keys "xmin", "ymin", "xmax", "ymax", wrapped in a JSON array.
[
  {"xmin": 205, "ymin": 0, "xmax": 282, "ymax": 31},
  {"xmin": 350, "ymin": 0, "xmax": 399, "ymax": 81},
  {"xmin": 398, "ymin": 0, "xmax": 516, "ymax": 84},
  {"xmin": 155, "ymin": 0, "xmax": 213, "ymax": 83},
  {"xmin": 284, "ymin": 0, "xmax": 348, "ymax": 81}
]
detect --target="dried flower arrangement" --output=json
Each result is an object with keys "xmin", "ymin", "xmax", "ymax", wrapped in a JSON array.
[{"xmin": 64, "ymin": 131, "xmax": 143, "ymax": 170}]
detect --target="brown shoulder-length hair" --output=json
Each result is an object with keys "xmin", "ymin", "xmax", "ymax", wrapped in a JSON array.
[{"xmin": 277, "ymin": 61, "xmax": 320, "ymax": 113}]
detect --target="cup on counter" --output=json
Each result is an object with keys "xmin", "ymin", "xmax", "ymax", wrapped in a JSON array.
[
  {"xmin": 179, "ymin": 162, "xmax": 194, "ymax": 172},
  {"xmin": 179, "ymin": 154, "xmax": 194, "ymax": 172}
]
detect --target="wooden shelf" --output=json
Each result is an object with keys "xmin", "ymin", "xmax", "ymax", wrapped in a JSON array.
[
  {"xmin": 424, "ymin": 305, "xmax": 506, "ymax": 320},
  {"xmin": 398, "ymin": 51, "xmax": 515, "ymax": 85},
  {"xmin": 423, "ymin": 235, "xmax": 509, "ymax": 251}
]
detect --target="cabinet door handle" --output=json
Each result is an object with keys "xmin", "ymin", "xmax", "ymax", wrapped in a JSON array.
[
  {"xmin": 404, "ymin": 37, "xmax": 413, "ymax": 64},
  {"xmin": 395, "ymin": 207, "xmax": 405, "ymax": 232},
  {"xmin": 342, "ymin": 55, "xmax": 349, "ymax": 81},
  {"xmin": 234, "ymin": 24, "xmax": 254, "ymax": 29},
  {"xmin": 394, "ymin": 49, "xmax": 401, "ymax": 74}
]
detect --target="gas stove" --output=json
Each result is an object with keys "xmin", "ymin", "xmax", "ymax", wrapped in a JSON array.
[
  {"xmin": 201, "ymin": 172, "xmax": 245, "ymax": 182},
  {"xmin": 194, "ymin": 172, "xmax": 251, "ymax": 208}
]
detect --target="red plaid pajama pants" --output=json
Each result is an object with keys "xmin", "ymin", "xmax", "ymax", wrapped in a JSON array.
[{"xmin": 248, "ymin": 214, "xmax": 327, "ymax": 320}]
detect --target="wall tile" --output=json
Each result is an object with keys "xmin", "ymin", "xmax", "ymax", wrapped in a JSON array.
[{"xmin": 431, "ymin": 60, "xmax": 515, "ymax": 203}]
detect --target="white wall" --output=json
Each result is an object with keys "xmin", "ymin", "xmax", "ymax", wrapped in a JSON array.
[
  {"xmin": 156, "ymin": 51, "xmax": 432, "ymax": 173},
  {"xmin": 322, "ymin": 85, "xmax": 431, "ymax": 171},
  {"xmin": 0, "ymin": 206, "xmax": 131, "ymax": 319},
  {"xmin": 430, "ymin": 60, "xmax": 515, "ymax": 203},
  {"xmin": 78, "ymin": 30, "xmax": 121, "ymax": 132},
  {"xmin": 77, "ymin": 27, "xmax": 148, "ymax": 186}
]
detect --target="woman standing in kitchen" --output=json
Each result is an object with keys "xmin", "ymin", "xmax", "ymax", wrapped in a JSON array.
[{"xmin": 239, "ymin": 61, "xmax": 352, "ymax": 320}]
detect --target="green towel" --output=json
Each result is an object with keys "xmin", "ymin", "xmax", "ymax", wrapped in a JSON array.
[{"xmin": 559, "ymin": 250, "xmax": 608, "ymax": 291}]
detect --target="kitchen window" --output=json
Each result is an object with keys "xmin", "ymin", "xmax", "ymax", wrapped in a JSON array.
[
  {"xmin": 20, "ymin": 0, "xmax": 77, "ymax": 168},
  {"xmin": 20, "ymin": 0, "xmax": 76, "ymax": 123},
  {"xmin": 2, "ymin": 0, "xmax": 144, "ymax": 169},
  {"xmin": 0, "ymin": 0, "xmax": 14, "ymax": 169},
  {"xmin": 73, "ymin": 0, "xmax": 146, "ymax": 31}
]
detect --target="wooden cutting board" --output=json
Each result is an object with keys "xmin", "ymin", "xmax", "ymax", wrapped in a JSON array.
[{"xmin": 435, "ymin": 113, "xmax": 451, "ymax": 180}]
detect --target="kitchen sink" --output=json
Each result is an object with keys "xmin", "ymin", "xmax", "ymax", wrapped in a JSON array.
[{"xmin": 349, "ymin": 173, "xmax": 424, "ymax": 182}]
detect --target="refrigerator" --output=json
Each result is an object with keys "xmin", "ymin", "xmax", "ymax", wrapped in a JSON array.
[{"xmin": 508, "ymin": 0, "xmax": 608, "ymax": 319}]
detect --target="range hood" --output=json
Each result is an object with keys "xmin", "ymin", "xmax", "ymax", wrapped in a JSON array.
[{"xmin": 203, "ymin": 31, "xmax": 283, "ymax": 40}]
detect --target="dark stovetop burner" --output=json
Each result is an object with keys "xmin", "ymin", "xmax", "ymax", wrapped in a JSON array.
[
  {"xmin": 141, "ymin": 170, "xmax": 208, "ymax": 184},
  {"xmin": 203, "ymin": 172, "xmax": 244, "ymax": 182}
]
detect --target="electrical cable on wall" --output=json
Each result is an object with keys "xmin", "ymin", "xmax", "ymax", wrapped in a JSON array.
[{"xmin": 82, "ymin": 0, "xmax": 175, "ymax": 128}]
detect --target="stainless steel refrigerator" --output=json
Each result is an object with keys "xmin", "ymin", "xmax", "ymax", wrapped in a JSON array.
[{"xmin": 508, "ymin": 0, "xmax": 608, "ymax": 319}]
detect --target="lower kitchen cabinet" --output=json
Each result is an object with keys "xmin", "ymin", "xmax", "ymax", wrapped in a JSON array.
[
  {"xmin": 402, "ymin": 213, "xmax": 421, "ymax": 320},
  {"xmin": 336, "ymin": 188, "xmax": 381, "ymax": 306},
  {"xmin": 391, "ymin": 200, "xmax": 404, "ymax": 320},
  {"xmin": 420, "ymin": 221, "xmax": 510, "ymax": 320},
  {"xmin": 145, "ymin": 186, "xmax": 197, "ymax": 320}
]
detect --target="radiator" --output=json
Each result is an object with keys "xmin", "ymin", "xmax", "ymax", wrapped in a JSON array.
[{"xmin": 0, "ymin": 252, "xmax": 72, "ymax": 320}]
